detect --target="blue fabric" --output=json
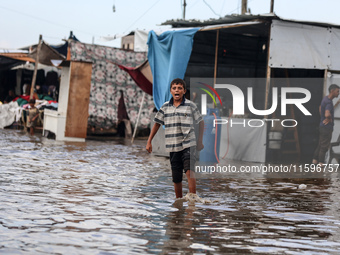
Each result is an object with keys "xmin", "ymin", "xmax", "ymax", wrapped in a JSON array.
[{"xmin": 147, "ymin": 28, "xmax": 199, "ymax": 110}]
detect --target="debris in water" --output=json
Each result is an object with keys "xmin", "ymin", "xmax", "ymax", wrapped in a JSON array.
[
  {"xmin": 298, "ymin": 184, "xmax": 307, "ymax": 189},
  {"xmin": 184, "ymin": 193, "xmax": 212, "ymax": 204}
]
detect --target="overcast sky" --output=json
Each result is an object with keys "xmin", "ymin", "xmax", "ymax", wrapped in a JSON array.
[{"xmin": 1, "ymin": 0, "xmax": 340, "ymax": 49}]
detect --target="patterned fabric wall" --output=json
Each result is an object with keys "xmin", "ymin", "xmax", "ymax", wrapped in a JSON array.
[{"xmin": 70, "ymin": 41, "xmax": 154, "ymax": 129}]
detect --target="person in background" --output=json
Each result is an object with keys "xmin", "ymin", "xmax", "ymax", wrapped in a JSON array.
[
  {"xmin": 312, "ymin": 84, "xmax": 340, "ymax": 165},
  {"xmin": 4, "ymin": 90, "xmax": 16, "ymax": 104},
  {"xmin": 27, "ymin": 99, "xmax": 40, "ymax": 135},
  {"xmin": 22, "ymin": 83, "xmax": 30, "ymax": 96}
]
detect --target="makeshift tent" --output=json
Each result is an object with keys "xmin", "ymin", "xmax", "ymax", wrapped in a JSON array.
[
  {"xmin": 0, "ymin": 52, "xmax": 34, "ymax": 71},
  {"xmin": 148, "ymin": 14, "xmax": 340, "ymax": 163},
  {"xmin": 118, "ymin": 60, "xmax": 153, "ymax": 95},
  {"xmin": 70, "ymin": 41, "xmax": 154, "ymax": 129},
  {"xmin": 28, "ymin": 41, "xmax": 66, "ymax": 66}
]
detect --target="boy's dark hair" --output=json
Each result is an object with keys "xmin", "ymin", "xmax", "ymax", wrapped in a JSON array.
[
  {"xmin": 28, "ymin": 99, "xmax": 36, "ymax": 104},
  {"xmin": 329, "ymin": 84, "xmax": 340, "ymax": 93},
  {"xmin": 170, "ymin": 78, "xmax": 186, "ymax": 90}
]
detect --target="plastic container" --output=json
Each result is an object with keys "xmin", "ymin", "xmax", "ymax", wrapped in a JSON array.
[{"xmin": 199, "ymin": 108, "xmax": 221, "ymax": 163}]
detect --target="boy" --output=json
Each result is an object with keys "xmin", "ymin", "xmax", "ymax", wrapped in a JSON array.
[
  {"xmin": 146, "ymin": 78, "xmax": 204, "ymax": 198},
  {"xmin": 27, "ymin": 99, "xmax": 40, "ymax": 135}
]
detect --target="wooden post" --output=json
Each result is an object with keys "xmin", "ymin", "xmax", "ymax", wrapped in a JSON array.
[
  {"xmin": 323, "ymin": 69, "xmax": 328, "ymax": 97},
  {"xmin": 30, "ymin": 35, "xmax": 43, "ymax": 99},
  {"xmin": 241, "ymin": 0, "xmax": 248, "ymax": 14},
  {"xmin": 264, "ymin": 23, "xmax": 272, "ymax": 118},
  {"xmin": 183, "ymin": 0, "xmax": 187, "ymax": 20},
  {"xmin": 213, "ymin": 29, "xmax": 219, "ymax": 106},
  {"xmin": 131, "ymin": 92, "xmax": 146, "ymax": 144},
  {"xmin": 270, "ymin": 0, "xmax": 275, "ymax": 13}
]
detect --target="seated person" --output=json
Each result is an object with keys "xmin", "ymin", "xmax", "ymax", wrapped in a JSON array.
[{"xmin": 4, "ymin": 90, "xmax": 16, "ymax": 103}]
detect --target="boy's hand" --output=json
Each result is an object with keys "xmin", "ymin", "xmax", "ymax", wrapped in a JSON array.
[
  {"xmin": 146, "ymin": 142, "xmax": 152, "ymax": 153},
  {"xmin": 196, "ymin": 141, "xmax": 204, "ymax": 151}
]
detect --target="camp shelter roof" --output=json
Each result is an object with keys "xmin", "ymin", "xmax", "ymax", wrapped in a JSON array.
[
  {"xmin": 28, "ymin": 41, "xmax": 66, "ymax": 66},
  {"xmin": 162, "ymin": 13, "xmax": 340, "ymax": 30},
  {"xmin": 0, "ymin": 52, "xmax": 35, "ymax": 71},
  {"xmin": 0, "ymin": 52, "xmax": 34, "ymax": 63}
]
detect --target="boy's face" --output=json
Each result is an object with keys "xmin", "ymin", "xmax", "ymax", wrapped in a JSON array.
[
  {"xmin": 29, "ymin": 103, "xmax": 34, "ymax": 108},
  {"xmin": 170, "ymin": 83, "xmax": 186, "ymax": 102}
]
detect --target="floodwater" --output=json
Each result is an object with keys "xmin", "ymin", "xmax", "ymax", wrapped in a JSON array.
[{"xmin": 1, "ymin": 129, "xmax": 340, "ymax": 254}]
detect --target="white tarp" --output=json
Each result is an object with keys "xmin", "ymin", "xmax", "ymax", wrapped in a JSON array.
[
  {"xmin": 220, "ymin": 118, "xmax": 267, "ymax": 163},
  {"xmin": 0, "ymin": 101, "xmax": 21, "ymax": 129},
  {"xmin": 270, "ymin": 20, "xmax": 330, "ymax": 69},
  {"xmin": 269, "ymin": 20, "xmax": 340, "ymax": 70},
  {"xmin": 134, "ymin": 30, "xmax": 149, "ymax": 52},
  {"xmin": 330, "ymin": 29, "xmax": 340, "ymax": 70}
]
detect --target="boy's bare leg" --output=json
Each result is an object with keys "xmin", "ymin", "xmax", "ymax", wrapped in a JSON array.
[
  {"xmin": 186, "ymin": 170, "xmax": 196, "ymax": 194},
  {"xmin": 30, "ymin": 127, "xmax": 34, "ymax": 135},
  {"xmin": 174, "ymin": 182, "xmax": 183, "ymax": 198}
]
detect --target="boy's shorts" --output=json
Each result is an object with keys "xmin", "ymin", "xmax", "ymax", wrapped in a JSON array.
[{"xmin": 169, "ymin": 147, "xmax": 196, "ymax": 183}]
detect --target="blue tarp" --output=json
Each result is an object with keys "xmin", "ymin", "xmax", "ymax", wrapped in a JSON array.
[{"xmin": 147, "ymin": 28, "xmax": 199, "ymax": 110}]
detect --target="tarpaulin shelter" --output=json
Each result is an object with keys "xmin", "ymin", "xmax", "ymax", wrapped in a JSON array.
[
  {"xmin": 0, "ymin": 52, "xmax": 34, "ymax": 70},
  {"xmin": 148, "ymin": 14, "xmax": 340, "ymax": 163},
  {"xmin": 69, "ymin": 41, "xmax": 154, "ymax": 130},
  {"xmin": 28, "ymin": 41, "xmax": 66, "ymax": 66},
  {"xmin": 118, "ymin": 60, "xmax": 153, "ymax": 96}
]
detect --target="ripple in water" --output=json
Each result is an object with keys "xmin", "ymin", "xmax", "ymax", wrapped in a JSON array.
[{"xmin": 1, "ymin": 129, "xmax": 340, "ymax": 254}]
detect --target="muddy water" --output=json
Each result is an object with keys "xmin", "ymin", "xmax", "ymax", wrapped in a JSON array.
[{"xmin": 1, "ymin": 129, "xmax": 340, "ymax": 254}]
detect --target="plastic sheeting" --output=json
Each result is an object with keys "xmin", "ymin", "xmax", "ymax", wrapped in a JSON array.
[
  {"xmin": 28, "ymin": 41, "xmax": 66, "ymax": 66},
  {"xmin": 269, "ymin": 20, "xmax": 340, "ymax": 70},
  {"xmin": 0, "ymin": 101, "xmax": 21, "ymax": 129},
  {"xmin": 220, "ymin": 118, "xmax": 267, "ymax": 163},
  {"xmin": 147, "ymin": 28, "xmax": 199, "ymax": 110}
]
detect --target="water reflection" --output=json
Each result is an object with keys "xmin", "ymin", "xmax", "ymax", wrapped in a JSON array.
[{"xmin": 1, "ymin": 129, "xmax": 340, "ymax": 254}]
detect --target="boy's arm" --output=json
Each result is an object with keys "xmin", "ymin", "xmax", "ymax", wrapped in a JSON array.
[
  {"xmin": 31, "ymin": 110, "xmax": 40, "ymax": 122},
  {"xmin": 146, "ymin": 123, "xmax": 161, "ymax": 153},
  {"xmin": 196, "ymin": 120, "xmax": 204, "ymax": 151}
]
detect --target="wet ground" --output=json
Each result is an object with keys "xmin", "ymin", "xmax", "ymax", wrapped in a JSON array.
[{"xmin": 1, "ymin": 129, "xmax": 340, "ymax": 254}]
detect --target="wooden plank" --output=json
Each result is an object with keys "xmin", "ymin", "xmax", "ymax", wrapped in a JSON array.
[
  {"xmin": 65, "ymin": 61, "xmax": 92, "ymax": 138},
  {"xmin": 264, "ymin": 22, "xmax": 272, "ymax": 118},
  {"xmin": 30, "ymin": 35, "xmax": 42, "ymax": 99},
  {"xmin": 213, "ymin": 29, "xmax": 219, "ymax": 93},
  {"xmin": 199, "ymin": 21, "xmax": 263, "ymax": 32},
  {"xmin": 323, "ymin": 69, "xmax": 328, "ymax": 97}
]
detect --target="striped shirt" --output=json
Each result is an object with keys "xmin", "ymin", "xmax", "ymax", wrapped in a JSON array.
[{"xmin": 154, "ymin": 97, "xmax": 203, "ymax": 152}]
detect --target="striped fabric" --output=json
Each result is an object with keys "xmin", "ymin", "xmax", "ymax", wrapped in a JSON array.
[{"xmin": 154, "ymin": 97, "xmax": 203, "ymax": 152}]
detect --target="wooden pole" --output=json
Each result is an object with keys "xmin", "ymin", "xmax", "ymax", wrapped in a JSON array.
[
  {"xmin": 30, "ymin": 35, "xmax": 43, "ymax": 100},
  {"xmin": 241, "ymin": 0, "xmax": 248, "ymax": 14},
  {"xmin": 270, "ymin": 0, "xmax": 275, "ymax": 13},
  {"xmin": 213, "ymin": 29, "xmax": 219, "ymax": 101},
  {"xmin": 264, "ymin": 23, "xmax": 272, "ymax": 118},
  {"xmin": 131, "ymin": 92, "xmax": 146, "ymax": 144},
  {"xmin": 183, "ymin": 0, "xmax": 187, "ymax": 20},
  {"xmin": 323, "ymin": 69, "xmax": 328, "ymax": 97}
]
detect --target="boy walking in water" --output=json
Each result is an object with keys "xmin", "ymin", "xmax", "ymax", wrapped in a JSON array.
[
  {"xmin": 146, "ymin": 78, "xmax": 204, "ymax": 198},
  {"xmin": 27, "ymin": 99, "xmax": 40, "ymax": 135}
]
